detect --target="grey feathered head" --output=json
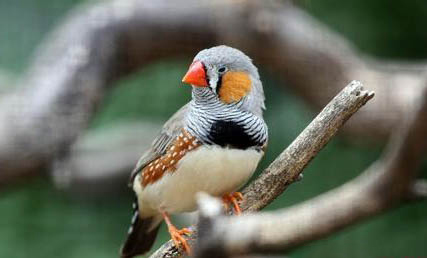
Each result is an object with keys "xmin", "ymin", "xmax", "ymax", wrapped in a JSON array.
[{"xmin": 182, "ymin": 45, "xmax": 266, "ymax": 116}]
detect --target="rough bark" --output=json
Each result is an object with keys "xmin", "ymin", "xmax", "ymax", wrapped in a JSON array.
[{"xmin": 194, "ymin": 84, "xmax": 427, "ymax": 257}]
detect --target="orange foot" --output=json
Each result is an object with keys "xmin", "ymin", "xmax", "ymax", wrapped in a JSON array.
[
  {"xmin": 161, "ymin": 211, "xmax": 192, "ymax": 254},
  {"xmin": 222, "ymin": 192, "xmax": 244, "ymax": 215}
]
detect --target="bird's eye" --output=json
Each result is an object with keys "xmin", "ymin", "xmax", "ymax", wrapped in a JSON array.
[{"xmin": 217, "ymin": 67, "xmax": 227, "ymax": 74}]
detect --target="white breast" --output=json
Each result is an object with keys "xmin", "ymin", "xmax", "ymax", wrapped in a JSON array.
[{"xmin": 134, "ymin": 145, "xmax": 263, "ymax": 217}]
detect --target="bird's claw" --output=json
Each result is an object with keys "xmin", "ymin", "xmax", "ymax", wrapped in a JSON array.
[
  {"xmin": 222, "ymin": 192, "xmax": 244, "ymax": 215},
  {"xmin": 169, "ymin": 226, "xmax": 192, "ymax": 254}
]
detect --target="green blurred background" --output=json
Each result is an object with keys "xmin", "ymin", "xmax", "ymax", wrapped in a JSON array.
[{"xmin": 0, "ymin": 0, "xmax": 426, "ymax": 257}]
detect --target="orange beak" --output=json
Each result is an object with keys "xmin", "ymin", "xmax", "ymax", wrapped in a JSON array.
[{"xmin": 182, "ymin": 61, "xmax": 208, "ymax": 87}]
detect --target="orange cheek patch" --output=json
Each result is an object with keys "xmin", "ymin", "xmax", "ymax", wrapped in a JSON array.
[
  {"xmin": 218, "ymin": 71, "xmax": 251, "ymax": 104},
  {"xmin": 140, "ymin": 130, "xmax": 201, "ymax": 187}
]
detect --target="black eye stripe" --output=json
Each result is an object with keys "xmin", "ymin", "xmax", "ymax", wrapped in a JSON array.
[{"xmin": 218, "ymin": 67, "xmax": 226, "ymax": 73}]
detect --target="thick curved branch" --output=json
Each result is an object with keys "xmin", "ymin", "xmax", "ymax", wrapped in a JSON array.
[
  {"xmin": 250, "ymin": 4, "xmax": 427, "ymax": 140},
  {"xmin": 150, "ymin": 81, "xmax": 374, "ymax": 258},
  {"xmin": 0, "ymin": 0, "xmax": 424, "ymax": 187},
  {"xmin": 194, "ymin": 84, "xmax": 427, "ymax": 257}
]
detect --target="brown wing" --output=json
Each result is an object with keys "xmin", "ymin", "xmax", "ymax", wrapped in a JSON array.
[{"xmin": 128, "ymin": 103, "xmax": 190, "ymax": 185}]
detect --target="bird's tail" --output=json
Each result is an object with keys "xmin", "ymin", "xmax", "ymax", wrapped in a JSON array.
[{"xmin": 120, "ymin": 203, "xmax": 161, "ymax": 258}]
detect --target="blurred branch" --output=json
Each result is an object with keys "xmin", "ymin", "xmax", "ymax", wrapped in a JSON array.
[
  {"xmin": 194, "ymin": 84, "xmax": 427, "ymax": 257},
  {"xmin": 0, "ymin": 0, "xmax": 425, "ymax": 186},
  {"xmin": 150, "ymin": 81, "xmax": 374, "ymax": 258},
  {"xmin": 50, "ymin": 122, "xmax": 160, "ymax": 196},
  {"xmin": 249, "ymin": 3, "xmax": 427, "ymax": 140}
]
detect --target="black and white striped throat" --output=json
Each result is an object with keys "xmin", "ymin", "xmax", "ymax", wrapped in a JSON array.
[{"xmin": 185, "ymin": 88, "xmax": 268, "ymax": 150}]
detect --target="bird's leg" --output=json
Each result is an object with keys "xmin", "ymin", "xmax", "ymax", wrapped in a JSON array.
[
  {"xmin": 161, "ymin": 211, "xmax": 192, "ymax": 254},
  {"xmin": 222, "ymin": 192, "xmax": 244, "ymax": 215}
]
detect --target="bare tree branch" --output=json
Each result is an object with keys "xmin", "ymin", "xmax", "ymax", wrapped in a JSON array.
[
  {"xmin": 0, "ymin": 0, "xmax": 425, "ymax": 188},
  {"xmin": 0, "ymin": 0, "xmax": 423, "ymax": 187},
  {"xmin": 150, "ymin": 81, "xmax": 374, "ymax": 258},
  {"xmin": 252, "ymin": 4, "xmax": 427, "ymax": 140},
  {"xmin": 241, "ymin": 81, "xmax": 374, "ymax": 212},
  {"xmin": 194, "ymin": 84, "xmax": 427, "ymax": 257}
]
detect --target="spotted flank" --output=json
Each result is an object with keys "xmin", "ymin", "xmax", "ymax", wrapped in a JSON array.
[{"xmin": 140, "ymin": 129, "xmax": 201, "ymax": 186}]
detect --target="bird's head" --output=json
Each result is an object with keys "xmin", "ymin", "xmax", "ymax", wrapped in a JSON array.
[{"xmin": 182, "ymin": 45, "xmax": 265, "ymax": 116}]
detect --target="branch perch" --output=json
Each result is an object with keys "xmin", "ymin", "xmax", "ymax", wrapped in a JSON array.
[
  {"xmin": 194, "ymin": 84, "xmax": 427, "ymax": 257},
  {"xmin": 150, "ymin": 81, "xmax": 374, "ymax": 258}
]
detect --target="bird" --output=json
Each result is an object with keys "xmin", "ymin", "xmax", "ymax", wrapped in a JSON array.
[{"xmin": 120, "ymin": 45, "xmax": 268, "ymax": 258}]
